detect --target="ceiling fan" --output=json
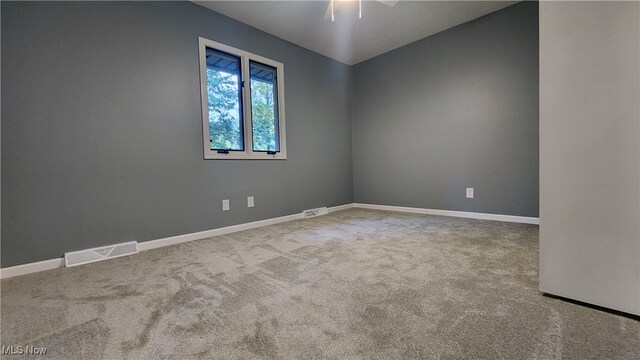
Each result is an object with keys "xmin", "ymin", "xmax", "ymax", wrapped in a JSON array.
[{"xmin": 324, "ymin": 0, "xmax": 399, "ymax": 21}]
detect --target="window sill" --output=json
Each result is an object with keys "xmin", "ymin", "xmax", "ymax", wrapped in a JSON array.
[{"xmin": 204, "ymin": 152, "xmax": 287, "ymax": 160}]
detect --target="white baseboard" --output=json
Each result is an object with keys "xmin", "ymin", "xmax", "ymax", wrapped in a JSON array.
[
  {"xmin": 0, "ymin": 203, "xmax": 354, "ymax": 279},
  {"xmin": 328, "ymin": 203, "xmax": 355, "ymax": 212},
  {"xmin": 137, "ymin": 213, "xmax": 304, "ymax": 251},
  {"xmin": 0, "ymin": 258, "xmax": 65, "ymax": 279},
  {"xmin": 353, "ymin": 203, "xmax": 539, "ymax": 224}
]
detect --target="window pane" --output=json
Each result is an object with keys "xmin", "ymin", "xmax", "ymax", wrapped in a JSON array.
[
  {"xmin": 250, "ymin": 61, "xmax": 279, "ymax": 152},
  {"xmin": 206, "ymin": 48, "xmax": 243, "ymax": 151}
]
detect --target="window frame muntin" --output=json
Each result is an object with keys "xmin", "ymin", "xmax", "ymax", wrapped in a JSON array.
[{"xmin": 198, "ymin": 37, "xmax": 287, "ymax": 160}]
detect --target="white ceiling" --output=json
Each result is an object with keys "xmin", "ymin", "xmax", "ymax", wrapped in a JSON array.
[{"xmin": 193, "ymin": 1, "xmax": 518, "ymax": 65}]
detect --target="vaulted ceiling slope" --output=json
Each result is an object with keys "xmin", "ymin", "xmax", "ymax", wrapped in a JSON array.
[{"xmin": 193, "ymin": 1, "xmax": 518, "ymax": 65}]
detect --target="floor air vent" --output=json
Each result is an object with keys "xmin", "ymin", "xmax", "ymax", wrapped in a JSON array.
[
  {"xmin": 303, "ymin": 207, "xmax": 329, "ymax": 218},
  {"xmin": 65, "ymin": 241, "xmax": 138, "ymax": 267}
]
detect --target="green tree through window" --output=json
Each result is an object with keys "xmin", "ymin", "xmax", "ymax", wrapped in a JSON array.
[
  {"xmin": 251, "ymin": 79, "xmax": 278, "ymax": 151},
  {"xmin": 206, "ymin": 50, "xmax": 243, "ymax": 150},
  {"xmin": 250, "ymin": 61, "xmax": 279, "ymax": 152}
]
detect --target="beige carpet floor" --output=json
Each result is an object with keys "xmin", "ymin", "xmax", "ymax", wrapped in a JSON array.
[{"xmin": 1, "ymin": 209, "xmax": 638, "ymax": 359}]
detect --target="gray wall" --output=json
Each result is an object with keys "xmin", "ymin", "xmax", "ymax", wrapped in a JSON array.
[
  {"xmin": 539, "ymin": 1, "xmax": 640, "ymax": 315},
  {"xmin": 1, "ymin": 1, "xmax": 353, "ymax": 267},
  {"xmin": 351, "ymin": 1, "xmax": 539, "ymax": 217}
]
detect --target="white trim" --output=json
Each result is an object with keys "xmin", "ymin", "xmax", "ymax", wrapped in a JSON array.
[
  {"xmin": 328, "ymin": 203, "xmax": 355, "ymax": 212},
  {"xmin": 137, "ymin": 213, "xmax": 302, "ymax": 251},
  {"xmin": 0, "ymin": 203, "xmax": 353, "ymax": 279},
  {"xmin": 353, "ymin": 203, "xmax": 539, "ymax": 224},
  {"xmin": 198, "ymin": 37, "xmax": 287, "ymax": 160},
  {"xmin": 0, "ymin": 258, "xmax": 64, "ymax": 279}
]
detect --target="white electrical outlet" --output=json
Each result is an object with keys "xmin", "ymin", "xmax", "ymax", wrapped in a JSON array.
[
  {"xmin": 466, "ymin": 188, "xmax": 474, "ymax": 199},
  {"xmin": 222, "ymin": 199, "xmax": 230, "ymax": 211},
  {"xmin": 247, "ymin": 196, "xmax": 254, "ymax": 208}
]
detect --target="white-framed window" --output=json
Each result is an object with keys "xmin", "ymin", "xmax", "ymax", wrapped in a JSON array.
[{"xmin": 198, "ymin": 37, "xmax": 287, "ymax": 160}]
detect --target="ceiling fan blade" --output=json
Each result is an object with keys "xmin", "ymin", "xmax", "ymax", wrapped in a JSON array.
[
  {"xmin": 324, "ymin": 1, "xmax": 333, "ymax": 20},
  {"xmin": 377, "ymin": 0, "xmax": 399, "ymax": 7}
]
